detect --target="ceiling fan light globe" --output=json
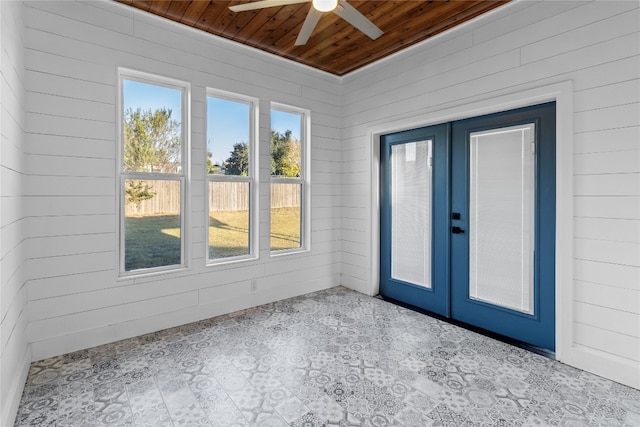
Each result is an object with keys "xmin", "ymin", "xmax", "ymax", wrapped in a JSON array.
[{"xmin": 312, "ymin": 0, "xmax": 338, "ymax": 12}]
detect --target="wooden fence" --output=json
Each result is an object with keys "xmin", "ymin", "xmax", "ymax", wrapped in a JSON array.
[{"xmin": 126, "ymin": 180, "xmax": 300, "ymax": 215}]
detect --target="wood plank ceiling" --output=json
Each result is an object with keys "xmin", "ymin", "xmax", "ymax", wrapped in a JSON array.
[{"xmin": 116, "ymin": 0, "xmax": 510, "ymax": 76}]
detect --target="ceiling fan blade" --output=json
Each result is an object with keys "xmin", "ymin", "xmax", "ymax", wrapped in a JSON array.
[
  {"xmin": 295, "ymin": 8, "xmax": 322, "ymax": 45},
  {"xmin": 334, "ymin": 0, "xmax": 383, "ymax": 40},
  {"xmin": 229, "ymin": 0, "xmax": 308, "ymax": 13}
]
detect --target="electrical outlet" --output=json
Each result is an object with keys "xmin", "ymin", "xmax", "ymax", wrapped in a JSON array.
[{"xmin": 251, "ymin": 279, "xmax": 258, "ymax": 292}]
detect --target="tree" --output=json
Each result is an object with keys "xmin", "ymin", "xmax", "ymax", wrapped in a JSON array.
[
  {"xmin": 125, "ymin": 180, "xmax": 155, "ymax": 208},
  {"xmin": 270, "ymin": 130, "xmax": 300, "ymax": 177},
  {"xmin": 123, "ymin": 107, "xmax": 181, "ymax": 207},
  {"xmin": 225, "ymin": 142, "xmax": 249, "ymax": 176},
  {"xmin": 123, "ymin": 108, "xmax": 181, "ymax": 173},
  {"xmin": 207, "ymin": 151, "xmax": 222, "ymax": 174}
]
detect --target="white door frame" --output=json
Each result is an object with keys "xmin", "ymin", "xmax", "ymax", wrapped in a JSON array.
[{"xmin": 367, "ymin": 81, "xmax": 574, "ymax": 362}]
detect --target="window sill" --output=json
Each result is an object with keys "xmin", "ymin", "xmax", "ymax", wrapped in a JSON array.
[
  {"xmin": 270, "ymin": 247, "xmax": 310, "ymax": 258},
  {"xmin": 118, "ymin": 265, "xmax": 190, "ymax": 281},
  {"xmin": 206, "ymin": 254, "xmax": 259, "ymax": 267}
]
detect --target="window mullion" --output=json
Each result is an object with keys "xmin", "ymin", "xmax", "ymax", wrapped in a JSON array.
[{"xmin": 123, "ymin": 172, "xmax": 183, "ymax": 180}]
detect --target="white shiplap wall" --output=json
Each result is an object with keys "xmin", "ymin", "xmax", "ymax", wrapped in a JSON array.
[
  {"xmin": 1, "ymin": 1, "xmax": 30, "ymax": 425},
  {"xmin": 340, "ymin": 0, "xmax": 639, "ymax": 388},
  {"xmin": 22, "ymin": 0, "xmax": 343, "ymax": 361}
]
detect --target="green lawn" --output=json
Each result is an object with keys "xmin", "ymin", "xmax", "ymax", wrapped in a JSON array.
[
  {"xmin": 269, "ymin": 207, "xmax": 301, "ymax": 251},
  {"xmin": 125, "ymin": 207, "xmax": 301, "ymax": 270},
  {"xmin": 125, "ymin": 214, "xmax": 181, "ymax": 271},
  {"xmin": 208, "ymin": 209, "xmax": 250, "ymax": 258},
  {"xmin": 208, "ymin": 207, "xmax": 301, "ymax": 257}
]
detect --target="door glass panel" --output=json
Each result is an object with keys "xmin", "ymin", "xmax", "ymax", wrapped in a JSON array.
[
  {"xmin": 391, "ymin": 140, "xmax": 432, "ymax": 288},
  {"xmin": 469, "ymin": 124, "xmax": 535, "ymax": 314}
]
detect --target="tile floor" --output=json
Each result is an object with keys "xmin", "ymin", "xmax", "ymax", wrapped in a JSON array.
[{"xmin": 15, "ymin": 286, "xmax": 640, "ymax": 426}]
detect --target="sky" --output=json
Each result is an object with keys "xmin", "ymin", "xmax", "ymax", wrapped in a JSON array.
[
  {"xmin": 123, "ymin": 79, "xmax": 301, "ymax": 167},
  {"xmin": 207, "ymin": 99, "xmax": 302, "ymax": 165}
]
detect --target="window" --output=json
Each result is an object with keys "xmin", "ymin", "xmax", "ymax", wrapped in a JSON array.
[
  {"xmin": 270, "ymin": 104, "xmax": 309, "ymax": 253},
  {"xmin": 207, "ymin": 90, "xmax": 258, "ymax": 263},
  {"xmin": 118, "ymin": 69, "xmax": 189, "ymax": 275}
]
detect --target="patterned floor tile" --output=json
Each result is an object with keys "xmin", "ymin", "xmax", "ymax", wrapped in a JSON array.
[{"xmin": 13, "ymin": 287, "xmax": 640, "ymax": 427}]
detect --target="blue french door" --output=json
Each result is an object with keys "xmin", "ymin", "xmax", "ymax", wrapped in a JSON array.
[
  {"xmin": 379, "ymin": 124, "xmax": 450, "ymax": 316},
  {"xmin": 450, "ymin": 102, "xmax": 556, "ymax": 350},
  {"xmin": 380, "ymin": 102, "xmax": 556, "ymax": 351}
]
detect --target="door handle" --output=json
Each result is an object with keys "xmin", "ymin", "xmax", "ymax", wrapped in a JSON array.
[{"xmin": 451, "ymin": 226, "xmax": 465, "ymax": 234}]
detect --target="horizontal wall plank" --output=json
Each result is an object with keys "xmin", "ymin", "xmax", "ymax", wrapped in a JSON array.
[
  {"xmin": 574, "ymin": 173, "xmax": 639, "ymax": 197},
  {"xmin": 575, "ymin": 280, "xmax": 639, "ymax": 314},
  {"xmin": 1, "ymin": 167, "xmax": 24, "ymax": 198},
  {"xmin": 574, "ymin": 103, "xmax": 640, "ymax": 134},
  {"xmin": 0, "ymin": 282, "xmax": 26, "ymax": 346},
  {"xmin": 27, "ymin": 133, "xmax": 115, "ymax": 159},
  {"xmin": 26, "ymin": 175, "xmax": 115, "ymax": 197},
  {"xmin": 28, "ymin": 270, "xmax": 132, "ymax": 301},
  {"xmin": 27, "ymin": 154, "xmax": 114, "ymax": 178},
  {"xmin": 26, "ymin": 214, "xmax": 117, "ymax": 238},
  {"xmin": 573, "ymin": 126, "xmax": 640, "ymax": 154},
  {"xmin": 25, "ymin": 69, "xmax": 114, "ymax": 103},
  {"xmin": 29, "ymin": 279, "xmax": 336, "ymax": 362},
  {"xmin": 473, "ymin": 1, "xmax": 582, "ymax": 45},
  {"xmin": 25, "ymin": 196, "xmax": 115, "ymax": 217},
  {"xmin": 29, "ymin": 270, "xmax": 251, "ymax": 321},
  {"xmin": 25, "ymin": 0, "xmax": 135, "ymax": 35},
  {"xmin": 574, "ymin": 217, "xmax": 639, "ymax": 243},
  {"xmin": 25, "ymin": 48, "xmax": 115, "ymax": 86},
  {"xmin": 574, "ymin": 237, "xmax": 639, "ymax": 267},
  {"xmin": 574, "ymin": 150, "xmax": 639, "ymax": 175},
  {"xmin": 521, "ymin": 6, "xmax": 639, "ymax": 65},
  {"xmin": 27, "ymin": 290, "xmax": 198, "ymax": 342},
  {"xmin": 574, "ymin": 259, "xmax": 639, "ymax": 291},
  {"xmin": 574, "ymin": 196, "xmax": 639, "ymax": 220},
  {"xmin": 26, "ymin": 233, "xmax": 114, "ymax": 259},
  {"xmin": 574, "ymin": 79, "xmax": 640, "ymax": 113},
  {"xmin": 574, "ymin": 322, "xmax": 639, "ymax": 362},
  {"xmin": 25, "ymin": 251, "xmax": 115, "ymax": 280},
  {"xmin": 26, "ymin": 91, "xmax": 114, "ymax": 123},
  {"xmin": 575, "ymin": 301, "xmax": 639, "ymax": 338},
  {"xmin": 26, "ymin": 112, "xmax": 114, "ymax": 141}
]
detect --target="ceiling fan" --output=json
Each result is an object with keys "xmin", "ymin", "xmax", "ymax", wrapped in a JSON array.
[{"xmin": 229, "ymin": 0, "xmax": 384, "ymax": 46}]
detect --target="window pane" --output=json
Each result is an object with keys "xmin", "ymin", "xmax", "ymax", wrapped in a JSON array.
[
  {"xmin": 122, "ymin": 80, "xmax": 182, "ymax": 173},
  {"xmin": 209, "ymin": 181, "xmax": 250, "ymax": 259},
  {"xmin": 469, "ymin": 124, "xmax": 535, "ymax": 314},
  {"xmin": 270, "ymin": 183, "xmax": 301, "ymax": 250},
  {"xmin": 271, "ymin": 109, "xmax": 301, "ymax": 177},
  {"xmin": 124, "ymin": 179, "xmax": 181, "ymax": 271},
  {"xmin": 391, "ymin": 140, "xmax": 432, "ymax": 288},
  {"xmin": 207, "ymin": 97, "xmax": 250, "ymax": 176}
]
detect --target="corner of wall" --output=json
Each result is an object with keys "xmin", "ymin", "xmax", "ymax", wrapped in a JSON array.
[
  {"xmin": 1, "ymin": 0, "xmax": 31, "ymax": 425},
  {"xmin": 1, "ymin": 344, "xmax": 31, "ymax": 426}
]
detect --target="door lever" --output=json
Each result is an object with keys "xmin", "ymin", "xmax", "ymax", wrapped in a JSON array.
[{"xmin": 451, "ymin": 226, "xmax": 465, "ymax": 234}]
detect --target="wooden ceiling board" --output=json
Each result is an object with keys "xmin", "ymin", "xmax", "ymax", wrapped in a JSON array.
[
  {"xmin": 165, "ymin": 0, "xmax": 191, "ymax": 20},
  {"xmin": 255, "ymin": 5, "xmax": 310, "ymax": 47},
  {"xmin": 190, "ymin": 3, "xmax": 222, "ymax": 31},
  {"xmin": 181, "ymin": 1, "xmax": 212, "ymax": 24},
  {"xmin": 148, "ymin": 1, "xmax": 172, "ymax": 15},
  {"xmin": 116, "ymin": 0, "xmax": 510, "ymax": 76}
]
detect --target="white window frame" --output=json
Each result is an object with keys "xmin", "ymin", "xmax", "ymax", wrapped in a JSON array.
[
  {"xmin": 270, "ymin": 102, "xmax": 311, "ymax": 256},
  {"xmin": 117, "ymin": 68, "xmax": 190, "ymax": 277},
  {"xmin": 206, "ymin": 89, "xmax": 259, "ymax": 265}
]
